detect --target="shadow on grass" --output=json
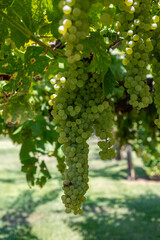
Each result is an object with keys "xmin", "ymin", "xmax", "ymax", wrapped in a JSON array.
[
  {"xmin": 0, "ymin": 178, "xmax": 19, "ymax": 183},
  {"xmin": 89, "ymin": 165, "xmax": 127, "ymax": 180},
  {"xmin": 68, "ymin": 194, "xmax": 160, "ymax": 240},
  {"xmin": 0, "ymin": 189, "xmax": 60, "ymax": 240},
  {"xmin": 134, "ymin": 166, "xmax": 149, "ymax": 179},
  {"xmin": 90, "ymin": 160, "xmax": 150, "ymax": 181}
]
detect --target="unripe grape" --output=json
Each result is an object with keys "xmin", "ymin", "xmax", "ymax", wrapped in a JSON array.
[
  {"xmin": 122, "ymin": 58, "xmax": 129, "ymax": 66},
  {"xmin": 48, "ymin": 100, "xmax": 53, "ymax": 106},
  {"xmin": 63, "ymin": 5, "xmax": 72, "ymax": 15},
  {"xmin": 51, "ymin": 94, "xmax": 57, "ymax": 100},
  {"xmin": 151, "ymin": 23, "xmax": 157, "ymax": 30},
  {"xmin": 125, "ymin": 0, "xmax": 133, "ymax": 6},
  {"xmin": 50, "ymin": 78, "xmax": 56, "ymax": 84},
  {"xmin": 126, "ymin": 48, "xmax": 133, "ymax": 54},
  {"xmin": 69, "ymin": 34, "xmax": 76, "ymax": 42},
  {"xmin": 58, "ymin": 25, "xmax": 67, "ymax": 34},
  {"xmin": 75, "ymin": 20, "xmax": 82, "ymax": 27},
  {"xmin": 73, "ymin": 8, "xmax": 81, "ymax": 17},
  {"xmin": 129, "ymin": 6, "xmax": 135, "ymax": 14},
  {"xmin": 133, "ymin": 34, "xmax": 139, "ymax": 41},
  {"xmin": 152, "ymin": 16, "xmax": 159, "ymax": 23},
  {"xmin": 69, "ymin": 26, "xmax": 77, "ymax": 34},
  {"xmin": 63, "ymin": 19, "xmax": 72, "ymax": 28},
  {"xmin": 66, "ymin": 0, "xmax": 75, "ymax": 7},
  {"xmin": 128, "ymin": 30, "xmax": 133, "ymax": 36},
  {"xmin": 76, "ymin": 44, "xmax": 83, "ymax": 51}
]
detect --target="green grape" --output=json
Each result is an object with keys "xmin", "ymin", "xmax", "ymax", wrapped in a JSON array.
[
  {"xmin": 50, "ymin": 66, "xmax": 115, "ymax": 214},
  {"xmin": 118, "ymin": 0, "xmax": 153, "ymax": 109},
  {"xmin": 48, "ymin": 0, "xmax": 119, "ymax": 215},
  {"xmin": 151, "ymin": 21, "xmax": 160, "ymax": 128}
]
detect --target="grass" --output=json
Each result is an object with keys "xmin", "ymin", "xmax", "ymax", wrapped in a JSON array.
[{"xmin": 0, "ymin": 136, "xmax": 160, "ymax": 240}]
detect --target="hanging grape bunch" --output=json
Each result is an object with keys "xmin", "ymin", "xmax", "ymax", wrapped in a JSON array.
[{"xmin": 49, "ymin": 0, "xmax": 116, "ymax": 215}]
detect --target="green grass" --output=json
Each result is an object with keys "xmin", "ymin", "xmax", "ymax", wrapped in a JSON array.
[{"xmin": 0, "ymin": 136, "xmax": 160, "ymax": 240}]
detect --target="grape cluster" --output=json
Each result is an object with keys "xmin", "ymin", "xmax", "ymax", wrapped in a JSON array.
[
  {"xmin": 150, "ymin": 17, "xmax": 160, "ymax": 128},
  {"xmin": 50, "ymin": 67, "xmax": 115, "ymax": 214},
  {"xmin": 58, "ymin": 0, "xmax": 91, "ymax": 64},
  {"xmin": 48, "ymin": 0, "xmax": 116, "ymax": 214},
  {"xmin": 117, "ymin": 0, "xmax": 154, "ymax": 109}
]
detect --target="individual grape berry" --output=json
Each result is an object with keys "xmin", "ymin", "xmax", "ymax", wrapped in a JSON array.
[
  {"xmin": 58, "ymin": 25, "xmax": 67, "ymax": 34},
  {"xmin": 63, "ymin": 19, "xmax": 72, "ymax": 28},
  {"xmin": 63, "ymin": 5, "xmax": 72, "ymax": 15}
]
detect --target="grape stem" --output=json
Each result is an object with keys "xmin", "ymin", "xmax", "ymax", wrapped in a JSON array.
[{"xmin": 108, "ymin": 39, "xmax": 122, "ymax": 50}]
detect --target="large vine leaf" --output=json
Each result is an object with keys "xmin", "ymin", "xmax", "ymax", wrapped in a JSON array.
[
  {"xmin": 0, "ymin": 0, "xmax": 47, "ymax": 47},
  {"xmin": 2, "ymin": 95, "xmax": 34, "ymax": 125},
  {"xmin": 19, "ymin": 116, "xmax": 58, "ymax": 187},
  {"xmin": 24, "ymin": 46, "xmax": 51, "ymax": 77},
  {"xmin": 103, "ymin": 68, "xmax": 118, "ymax": 96},
  {"xmin": 110, "ymin": 55, "xmax": 125, "ymax": 80},
  {"xmin": 88, "ymin": 2, "xmax": 104, "ymax": 30},
  {"xmin": 0, "ymin": 53, "xmax": 31, "ymax": 95},
  {"xmin": 0, "ymin": 16, "xmax": 8, "ymax": 42},
  {"xmin": 0, "ymin": 0, "xmax": 14, "ymax": 9},
  {"xmin": 83, "ymin": 32, "xmax": 111, "ymax": 75},
  {"xmin": 45, "ymin": 55, "xmax": 68, "ymax": 80},
  {"xmin": 46, "ymin": 0, "xmax": 63, "ymax": 38},
  {"xmin": 7, "ymin": 0, "xmax": 33, "ymax": 30}
]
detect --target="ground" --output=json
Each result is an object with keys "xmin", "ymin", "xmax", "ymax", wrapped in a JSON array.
[{"xmin": 0, "ymin": 136, "xmax": 160, "ymax": 240}]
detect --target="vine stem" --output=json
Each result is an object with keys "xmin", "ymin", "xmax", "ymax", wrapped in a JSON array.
[{"xmin": 0, "ymin": 10, "xmax": 62, "ymax": 57}]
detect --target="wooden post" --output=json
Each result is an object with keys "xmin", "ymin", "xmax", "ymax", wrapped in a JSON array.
[
  {"xmin": 116, "ymin": 143, "xmax": 122, "ymax": 160},
  {"xmin": 126, "ymin": 145, "xmax": 135, "ymax": 180}
]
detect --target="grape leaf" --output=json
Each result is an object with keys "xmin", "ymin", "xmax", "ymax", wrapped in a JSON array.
[
  {"xmin": 0, "ymin": 54, "xmax": 23, "ymax": 75},
  {"xmin": 46, "ymin": 0, "xmax": 62, "ymax": 38},
  {"xmin": 0, "ymin": 16, "xmax": 8, "ymax": 42},
  {"xmin": 0, "ymin": 0, "xmax": 14, "ymax": 9},
  {"xmin": 45, "ymin": 55, "xmax": 68, "ymax": 80},
  {"xmin": 2, "ymin": 95, "xmax": 34, "ymax": 125},
  {"xmin": 25, "ymin": 46, "xmax": 50, "ymax": 77},
  {"xmin": 103, "ymin": 68, "xmax": 118, "ymax": 96},
  {"xmin": 7, "ymin": 0, "xmax": 33, "ymax": 30},
  {"xmin": 83, "ymin": 32, "xmax": 111, "ymax": 75},
  {"xmin": 0, "ymin": 53, "xmax": 31, "ymax": 95},
  {"xmin": 88, "ymin": 2, "xmax": 104, "ymax": 30},
  {"xmin": 110, "ymin": 55, "xmax": 125, "ymax": 80}
]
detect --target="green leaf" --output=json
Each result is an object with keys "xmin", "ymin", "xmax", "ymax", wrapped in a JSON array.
[
  {"xmin": 88, "ymin": 2, "xmax": 104, "ymax": 30},
  {"xmin": 103, "ymin": 68, "xmax": 118, "ymax": 96},
  {"xmin": 0, "ymin": 16, "xmax": 8, "ymax": 42},
  {"xmin": 7, "ymin": 0, "xmax": 33, "ymax": 30},
  {"xmin": 32, "ymin": 0, "xmax": 46, "ymax": 29},
  {"xmin": 2, "ymin": 95, "xmax": 34, "ymax": 125},
  {"xmin": 83, "ymin": 32, "xmax": 111, "ymax": 75},
  {"xmin": 39, "ymin": 23, "xmax": 52, "ymax": 35},
  {"xmin": 10, "ymin": 27, "xmax": 29, "ymax": 48},
  {"xmin": 0, "ymin": 54, "xmax": 23, "ymax": 76},
  {"xmin": 46, "ymin": 0, "xmax": 63, "ymax": 38},
  {"xmin": 0, "ymin": 53, "xmax": 31, "ymax": 96},
  {"xmin": 25, "ymin": 46, "xmax": 50, "ymax": 77},
  {"xmin": 0, "ymin": 0, "xmax": 14, "ymax": 9},
  {"xmin": 45, "ymin": 56, "xmax": 68, "ymax": 80},
  {"xmin": 20, "ymin": 139, "xmax": 36, "ymax": 162},
  {"xmin": 40, "ymin": 161, "xmax": 51, "ymax": 179},
  {"xmin": 110, "ymin": 55, "xmax": 125, "ymax": 80}
]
